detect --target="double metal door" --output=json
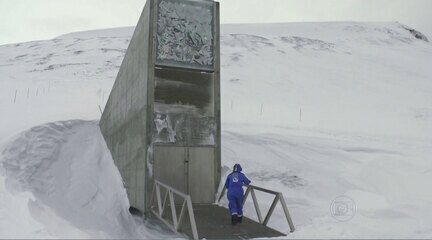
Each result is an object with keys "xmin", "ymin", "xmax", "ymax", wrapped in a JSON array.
[{"xmin": 153, "ymin": 145, "xmax": 215, "ymax": 203}]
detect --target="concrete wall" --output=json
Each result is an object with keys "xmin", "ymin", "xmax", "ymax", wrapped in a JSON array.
[
  {"xmin": 100, "ymin": 1, "xmax": 152, "ymax": 211},
  {"xmin": 100, "ymin": 0, "xmax": 220, "ymax": 212}
]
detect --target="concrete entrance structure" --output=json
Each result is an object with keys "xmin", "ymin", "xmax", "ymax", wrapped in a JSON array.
[
  {"xmin": 100, "ymin": 0, "xmax": 221, "ymax": 212},
  {"xmin": 100, "ymin": 1, "xmax": 296, "ymax": 237}
]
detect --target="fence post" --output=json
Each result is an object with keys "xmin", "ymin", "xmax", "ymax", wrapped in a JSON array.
[
  {"xmin": 13, "ymin": 90, "xmax": 17, "ymax": 103},
  {"xmin": 300, "ymin": 108, "xmax": 302, "ymax": 121}
]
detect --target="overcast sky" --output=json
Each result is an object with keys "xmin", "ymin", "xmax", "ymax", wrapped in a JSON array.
[{"xmin": 0, "ymin": 0, "xmax": 431, "ymax": 45}]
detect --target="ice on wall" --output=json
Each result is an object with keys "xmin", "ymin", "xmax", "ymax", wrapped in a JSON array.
[
  {"xmin": 156, "ymin": 0, "xmax": 214, "ymax": 68},
  {"xmin": 153, "ymin": 103, "xmax": 216, "ymax": 145},
  {"xmin": 154, "ymin": 113, "xmax": 177, "ymax": 142}
]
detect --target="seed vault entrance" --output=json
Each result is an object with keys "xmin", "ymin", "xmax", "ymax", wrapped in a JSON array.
[
  {"xmin": 100, "ymin": 0, "xmax": 296, "ymax": 238},
  {"xmin": 100, "ymin": 0, "xmax": 221, "ymax": 212}
]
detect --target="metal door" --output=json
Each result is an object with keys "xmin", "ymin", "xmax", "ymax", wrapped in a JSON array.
[
  {"xmin": 188, "ymin": 147, "xmax": 216, "ymax": 203},
  {"xmin": 153, "ymin": 146, "xmax": 187, "ymax": 193},
  {"xmin": 154, "ymin": 146, "xmax": 216, "ymax": 204}
]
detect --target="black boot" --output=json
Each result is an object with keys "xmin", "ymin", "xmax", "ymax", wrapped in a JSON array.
[
  {"xmin": 231, "ymin": 215, "xmax": 238, "ymax": 225},
  {"xmin": 238, "ymin": 216, "xmax": 243, "ymax": 223}
]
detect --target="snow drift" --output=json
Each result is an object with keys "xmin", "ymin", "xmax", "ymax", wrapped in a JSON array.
[
  {"xmin": 0, "ymin": 120, "xmax": 172, "ymax": 238},
  {"xmin": 0, "ymin": 21, "xmax": 431, "ymax": 238}
]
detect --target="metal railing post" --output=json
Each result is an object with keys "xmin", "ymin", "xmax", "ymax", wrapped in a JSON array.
[
  {"xmin": 263, "ymin": 194, "xmax": 279, "ymax": 226},
  {"xmin": 250, "ymin": 188, "xmax": 263, "ymax": 223},
  {"xmin": 186, "ymin": 196, "xmax": 199, "ymax": 240},
  {"xmin": 156, "ymin": 183, "xmax": 163, "ymax": 216},
  {"xmin": 242, "ymin": 185, "xmax": 251, "ymax": 206},
  {"xmin": 278, "ymin": 193, "xmax": 295, "ymax": 232},
  {"xmin": 217, "ymin": 185, "xmax": 227, "ymax": 202},
  {"xmin": 168, "ymin": 190, "xmax": 178, "ymax": 229},
  {"xmin": 149, "ymin": 183, "xmax": 156, "ymax": 211},
  {"xmin": 176, "ymin": 200, "xmax": 187, "ymax": 231},
  {"xmin": 161, "ymin": 188, "xmax": 169, "ymax": 217}
]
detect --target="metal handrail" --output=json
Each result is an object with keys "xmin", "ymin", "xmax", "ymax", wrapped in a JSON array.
[
  {"xmin": 149, "ymin": 180, "xmax": 199, "ymax": 240},
  {"xmin": 218, "ymin": 184, "xmax": 295, "ymax": 233}
]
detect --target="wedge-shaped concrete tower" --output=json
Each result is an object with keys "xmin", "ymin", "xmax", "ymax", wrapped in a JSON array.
[{"xmin": 100, "ymin": 0, "xmax": 220, "ymax": 212}]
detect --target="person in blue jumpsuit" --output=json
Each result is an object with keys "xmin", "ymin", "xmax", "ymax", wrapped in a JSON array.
[{"xmin": 225, "ymin": 163, "xmax": 251, "ymax": 225}]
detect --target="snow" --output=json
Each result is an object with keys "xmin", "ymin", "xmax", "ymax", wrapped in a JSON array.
[
  {"xmin": 0, "ymin": 120, "xmax": 174, "ymax": 238},
  {"xmin": 0, "ymin": 21, "xmax": 432, "ymax": 238}
]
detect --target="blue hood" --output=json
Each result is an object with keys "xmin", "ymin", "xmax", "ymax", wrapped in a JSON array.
[{"xmin": 233, "ymin": 164, "xmax": 242, "ymax": 172}]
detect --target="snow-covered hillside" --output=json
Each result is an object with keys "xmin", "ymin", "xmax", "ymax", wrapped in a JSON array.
[{"xmin": 0, "ymin": 22, "xmax": 431, "ymax": 238}]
